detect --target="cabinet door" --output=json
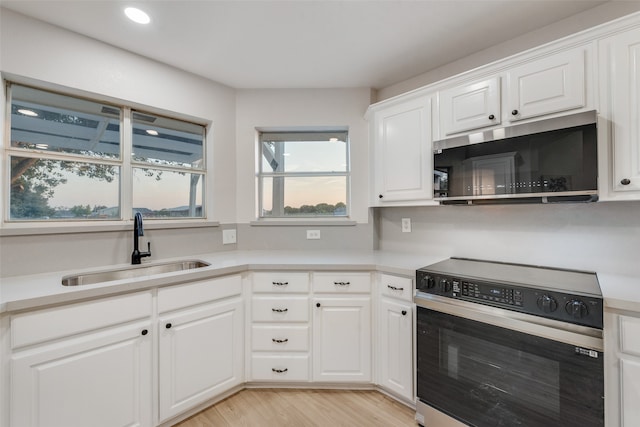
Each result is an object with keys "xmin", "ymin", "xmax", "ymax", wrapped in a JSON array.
[
  {"xmin": 440, "ymin": 77, "xmax": 501, "ymax": 135},
  {"xmin": 600, "ymin": 28, "xmax": 640, "ymax": 194},
  {"xmin": 378, "ymin": 299, "xmax": 413, "ymax": 401},
  {"xmin": 312, "ymin": 297, "xmax": 371, "ymax": 382},
  {"xmin": 158, "ymin": 298, "xmax": 243, "ymax": 422},
  {"xmin": 507, "ymin": 48, "xmax": 585, "ymax": 122},
  {"xmin": 11, "ymin": 323, "xmax": 153, "ymax": 427},
  {"xmin": 372, "ymin": 95, "xmax": 432, "ymax": 202},
  {"xmin": 620, "ymin": 357, "xmax": 640, "ymax": 426}
]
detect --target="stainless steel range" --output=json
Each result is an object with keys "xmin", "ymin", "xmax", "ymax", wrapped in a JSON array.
[{"xmin": 414, "ymin": 258, "xmax": 604, "ymax": 427}]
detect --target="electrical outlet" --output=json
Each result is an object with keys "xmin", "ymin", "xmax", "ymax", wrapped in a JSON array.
[
  {"xmin": 306, "ymin": 229, "xmax": 321, "ymax": 240},
  {"xmin": 222, "ymin": 229, "xmax": 237, "ymax": 244},
  {"xmin": 401, "ymin": 218, "xmax": 411, "ymax": 233}
]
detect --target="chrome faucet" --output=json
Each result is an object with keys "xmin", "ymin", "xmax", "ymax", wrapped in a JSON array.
[{"xmin": 131, "ymin": 212, "xmax": 151, "ymax": 264}]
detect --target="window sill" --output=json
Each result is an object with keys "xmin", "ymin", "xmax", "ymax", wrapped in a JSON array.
[
  {"xmin": 250, "ymin": 218, "xmax": 357, "ymax": 227},
  {"xmin": 0, "ymin": 220, "xmax": 220, "ymax": 237}
]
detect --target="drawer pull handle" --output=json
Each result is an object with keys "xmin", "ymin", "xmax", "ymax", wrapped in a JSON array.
[
  {"xmin": 272, "ymin": 368, "xmax": 288, "ymax": 373},
  {"xmin": 272, "ymin": 308, "xmax": 288, "ymax": 313},
  {"xmin": 621, "ymin": 178, "xmax": 631, "ymax": 185},
  {"xmin": 272, "ymin": 281, "xmax": 289, "ymax": 286},
  {"xmin": 387, "ymin": 285, "xmax": 404, "ymax": 291},
  {"xmin": 272, "ymin": 338, "xmax": 289, "ymax": 343},
  {"xmin": 334, "ymin": 281, "xmax": 350, "ymax": 286}
]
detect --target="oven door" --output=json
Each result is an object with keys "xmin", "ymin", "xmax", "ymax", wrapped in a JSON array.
[{"xmin": 416, "ymin": 295, "xmax": 604, "ymax": 427}]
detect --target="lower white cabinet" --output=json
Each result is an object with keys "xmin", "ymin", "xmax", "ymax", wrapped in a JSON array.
[
  {"xmin": 605, "ymin": 310, "xmax": 640, "ymax": 427},
  {"xmin": 312, "ymin": 296, "xmax": 371, "ymax": 382},
  {"xmin": 378, "ymin": 298, "xmax": 413, "ymax": 401},
  {"xmin": 377, "ymin": 273, "xmax": 414, "ymax": 402},
  {"xmin": 158, "ymin": 297, "xmax": 243, "ymax": 422},
  {"xmin": 10, "ymin": 292, "xmax": 154, "ymax": 427}
]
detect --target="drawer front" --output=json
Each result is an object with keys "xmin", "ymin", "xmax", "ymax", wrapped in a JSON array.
[
  {"xmin": 620, "ymin": 315, "xmax": 640, "ymax": 356},
  {"xmin": 313, "ymin": 272, "xmax": 371, "ymax": 293},
  {"xmin": 11, "ymin": 291, "xmax": 152, "ymax": 349},
  {"xmin": 380, "ymin": 274, "xmax": 413, "ymax": 302},
  {"xmin": 251, "ymin": 354, "xmax": 309, "ymax": 381},
  {"xmin": 251, "ymin": 296, "xmax": 309, "ymax": 322},
  {"xmin": 252, "ymin": 272, "xmax": 309, "ymax": 293},
  {"xmin": 252, "ymin": 325, "xmax": 310, "ymax": 352},
  {"xmin": 158, "ymin": 275, "xmax": 241, "ymax": 313}
]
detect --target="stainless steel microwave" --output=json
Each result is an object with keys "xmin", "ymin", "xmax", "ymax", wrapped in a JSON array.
[{"xmin": 433, "ymin": 111, "xmax": 598, "ymax": 205}]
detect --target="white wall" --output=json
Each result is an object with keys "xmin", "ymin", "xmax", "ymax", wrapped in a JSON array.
[
  {"xmin": 376, "ymin": 202, "xmax": 640, "ymax": 276},
  {"xmin": 0, "ymin": 9, "xmax": 238, "ymax": 276},
  {"xmin": 377, "ymin": 1, "xmax": 640, "ymax": 101}
]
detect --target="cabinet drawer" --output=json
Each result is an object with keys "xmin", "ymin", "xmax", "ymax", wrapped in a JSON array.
[
  {"xmin": 158, "ymin": 275, "xmax": 241, "ymax": 313},
  {"xmin": 11, "ymin": 291, "xmax": 152, "ymax": 349},
  {"xmin": 251, "ymin": 354, "xmax": 309, "ymax": 381},
  {"xmin": 251, "ymin": 296, "xmax": 309, "ymax": 322},
  {"xmin": 252, "ymin": 325, "xmax": 310, "ymax": 352},
  {"xmin": 620, "ymin": 315, "xmax": 640, "ymax": 356},
  {"xmin": 252, "ymin": 272, "xmax": 309, "ymax": 293},
  {"xmin": 380, "ymin": 274, "xmax": 413, "ymax": 301},
  {"xmin": 313, "ymin": 272, "xmax": 371, "ymax": 293}
]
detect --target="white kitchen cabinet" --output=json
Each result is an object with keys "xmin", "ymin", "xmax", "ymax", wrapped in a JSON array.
[
  {"xmin": 599, "ymin": 27, "xmax": 640, "ymax": 197},
  {"xmin": 439, "ymin": 76, "xmax": 501, "ymax": 135},
  {"xmin": 377, "ymin": 274, "xmax": 414, "ymax": 402},
  {"xmin": 312, "ymin": 272, "xmax": 371, "ymax": 383},
  {"xmin": 249, "ymin": 272, "xmax": 311, "ymax": 382},
  {"xmin": 10, "ymin": 292, "xmax": 153, "ymax": 427},
  {"xmin": 157, "ymin": 276, "xmax": 243, "ymax": 422},
  {"xmin": 506, "ymin": 47, "xmax": 586, "ymax": 122},
  {"xmin": 605, "ymin": 310, "xmax": 640, "ymax": 427},
  {"xmin": 370, "ymin": 94, "xmax": 433, "ymax": 203}
]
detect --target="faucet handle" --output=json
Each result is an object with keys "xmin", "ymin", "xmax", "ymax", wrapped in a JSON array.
[{"xmin": 147, "ymin": 242, "xmax": 151, "ymax": 254}]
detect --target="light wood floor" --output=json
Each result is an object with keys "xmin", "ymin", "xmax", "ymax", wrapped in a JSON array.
[{"xmin": 174, "ymin": 389, "xmax": 417, "ymax": 427}]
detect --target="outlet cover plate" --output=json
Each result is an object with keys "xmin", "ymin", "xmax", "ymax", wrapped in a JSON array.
[
  {"xmin": 306, "ymin": 229, "xmax": 321, "ymax": 239},
  {"xmin": 401, "ymin": 218, "xmax": 411, "ymax": 233},
  {"xmin": 223, "ymin": 229, "xmax": 237, "ymax": 244}
]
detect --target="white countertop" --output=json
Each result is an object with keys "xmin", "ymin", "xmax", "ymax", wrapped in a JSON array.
[
  {"xmin": 1, "ymin": 249, "xmax": 639, "ymax": 314},
  {"xmin": 0, "ymin": 250, "xmax": 443, "ymax": 313}
]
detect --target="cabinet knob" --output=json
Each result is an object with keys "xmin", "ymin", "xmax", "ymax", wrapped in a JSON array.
[
  {"xmin": 378, "ymin": 194, "xmax": 383, "ymax": 199},
  {"xmin": 401, "ymin": 310, "xmax": 407, "ymax": 316},
  {"xmin": 316, "ymin": 303, "xmax": 321, "ymax": 308},
  {"xmin": 165, "ymin": 323, "xmax": 172, "ymax": 329},
  {"xmin": 141, "ymin": 329, "xmax": 148, "ymax": 335},
  {"xmin": 488, "ymin": 114, "xmax": 495, "ymax": 120},
  {"xmin": 511, "ymin": 109, "xmax": 519, "ymax": 116},
  {"xmin": 621, "ymin": 178, "xmax": 631, "ymax": 185}
]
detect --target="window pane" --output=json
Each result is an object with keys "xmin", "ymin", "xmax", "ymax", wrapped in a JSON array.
[
  {"xmin": 260, "ymin": 139, "xmax": 347, "ymax": 172},
  {"xmin": 10, "ymin": 156, "xmax": 120, "ymax": 220},
  {"xmin": 132, "ymin": 111, "xmax": 204, "ymax": 169},
  {"xmin": 261, "ymin": 176, "xmax": 347, "ymax": 217},
  {"xmin": 132, "ymin": 168, "xmax": 203, "ymax": 218},
  {"xmin": 10, "ymin": 85, "xmax": 120, "ymax": 159}
]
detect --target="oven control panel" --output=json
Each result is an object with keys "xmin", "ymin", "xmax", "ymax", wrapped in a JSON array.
[{"xmin": 416, "ymin": 270, "xmax": 603, "ymax": 329}]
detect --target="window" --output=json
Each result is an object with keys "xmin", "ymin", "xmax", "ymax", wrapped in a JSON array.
[
  {"xmin": 258, "ymin": 129, "xmax": 349, "ymax": 218},
  {"xmin": 6, "ymin": 83, "xmax": 206, "ymax": 221}
]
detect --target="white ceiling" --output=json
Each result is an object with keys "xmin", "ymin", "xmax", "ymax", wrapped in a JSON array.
[{"xmin": 1, "ymin": 0, "xmax": 608, "ymax": 89}]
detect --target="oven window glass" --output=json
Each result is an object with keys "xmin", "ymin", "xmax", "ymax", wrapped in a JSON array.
[{"xmin": 417, "ymin": 307, "xmax": 603, "ymax": 427}]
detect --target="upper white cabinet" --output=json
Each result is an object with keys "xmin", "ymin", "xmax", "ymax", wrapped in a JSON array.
[
  {"xmin": 599, "ymin": 26, "xmax": 640, "ymax": 198},
  {"xmin": 506, "ymin": 48, "xmax": 586, "ymax": 122},
  {"xmin": 371, "ymin": 94, "xmax": 433, "ymax": 204},
  {"xmin": 440, "ymin": 76, "xmax": 501, "ymax": 135}
]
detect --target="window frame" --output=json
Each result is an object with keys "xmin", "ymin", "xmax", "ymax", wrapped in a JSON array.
[
  {"xmin": 3, "ymin": 81, "xmax": 210, "ymax": 228},
  {"xmin": 256, "ymin": 128, "xmax": 351, "ymax": 219}
]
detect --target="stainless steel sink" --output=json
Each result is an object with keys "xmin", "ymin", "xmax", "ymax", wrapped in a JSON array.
[{"xmin": 61, "ymin": 260, "xmax": 211, "ymax": 286}]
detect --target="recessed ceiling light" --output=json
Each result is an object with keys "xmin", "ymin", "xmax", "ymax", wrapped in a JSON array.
[
  {"xmin": 124, "ymin": 7, "xmax": 151, "ymax": 24},
  {"xmin": 17, "ymin": 109, "xmax": 38, "ymax": 117},
  {"xmin": 146, "ymin": 129, "xmax": 159, "ymax": 136}
]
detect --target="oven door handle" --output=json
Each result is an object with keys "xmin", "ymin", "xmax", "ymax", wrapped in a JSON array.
[{"xmin": 414, "ymin": 292, "xmax": 603, "ymax": 351}]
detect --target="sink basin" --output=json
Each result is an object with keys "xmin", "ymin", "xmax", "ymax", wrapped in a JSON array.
[{"xmin": 61, "ymin": 260, "xmax": 211, "ymax": 286}]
